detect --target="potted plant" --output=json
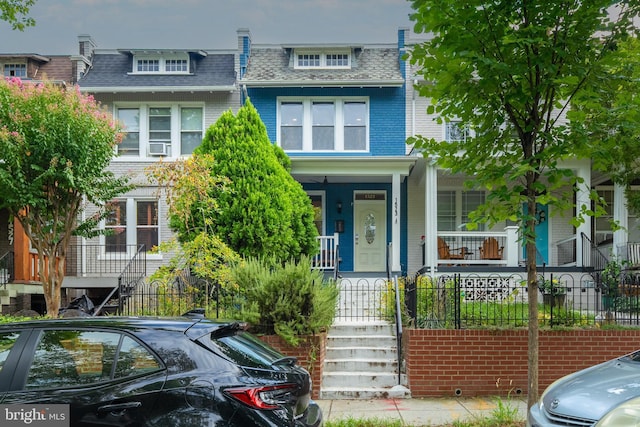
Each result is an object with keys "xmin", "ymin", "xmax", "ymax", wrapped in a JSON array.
[
  {"xmin": 538, "ymin": 278, "xmax": 566, "ymax": 308},
  {"xmin": 600, "ymin": 259, "xmax": 626, "ymax": 310}
]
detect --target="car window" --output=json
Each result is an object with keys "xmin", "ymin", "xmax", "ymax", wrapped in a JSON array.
[
  {"xmin": 208, "ymin": 332, "xmax": 285, "ymax": 369},
  {"xmin": 114, "ymin": 336, "xmax": 161, "ymax": 378},
  {"xmin": 0, "ymin": 331, "xmax": 21, "ymax": 373},
  {"xmin": 24, "ymin": 330, "xmax": 162, "ymax": 389},
  {"xmin": 25, "ymin": 330, "xmax": 122, "ymax": 389}
]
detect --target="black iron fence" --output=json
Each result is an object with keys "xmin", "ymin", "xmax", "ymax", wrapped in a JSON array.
[
  {"xmin": 116, "ymin": 278, "xmax": 244, "ymax": 319},
  {"xmin": 108, "ymin": 268, "xmax": 640, "ymax": 329},
  {"xmin": 403, "ymin": 272, "xmax": 640, "ymax": 328}
]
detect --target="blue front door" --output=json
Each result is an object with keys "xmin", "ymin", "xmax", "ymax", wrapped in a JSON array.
[{"xmin": 522, "ymin": 203, "xmax": 549, "ymax": 265}]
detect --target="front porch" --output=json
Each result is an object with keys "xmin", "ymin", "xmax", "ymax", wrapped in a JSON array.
[{"xmin": 1, "ymin": 243, "xmax": 146, "ymax": 315}]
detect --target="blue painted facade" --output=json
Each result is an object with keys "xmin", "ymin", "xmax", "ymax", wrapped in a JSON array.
[{"xmin": 240, "ymin": 30, "xmax": 411, "ymax": 273}]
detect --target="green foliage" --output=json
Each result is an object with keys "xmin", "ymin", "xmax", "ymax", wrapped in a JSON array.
[
  {"xmin": 408, "ymin": 1, "xmax": 638, "ymax": 238},
  {"xmin": 0, "ymin": 0, "xmax": 35, "ymax": 30},
  {"xmin": 570, "ymin": 37, "xmax": 640, "ymax": 218},
  {"xmin": 230, "ymin": 256, "xmax": 338, "ymax": 345},
  {"xmin": 193, "ymin": 100, "xmax": 318, "ymax": 260},
  {"xmin": 0, "ymin": 314, "xmax": 39, "ymax": 323},
  {"xmin": 0, "ymin": 79, "xmax": 132, "ymax": 316}
]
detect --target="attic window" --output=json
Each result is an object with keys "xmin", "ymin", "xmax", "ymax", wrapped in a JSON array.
[
  {"xmin": 294, "ymin": 50, "xmax": 351, "ymax": 69},
  {"xmin": 132, "ymin": 54, "xmax": 189, "ymax": 74},
  {"xmin": 3, "ymin": 63, "xmax": 26, "ymax": 77}
]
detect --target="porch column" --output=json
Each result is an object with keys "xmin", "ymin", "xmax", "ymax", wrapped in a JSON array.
[
  {"xmin": 392, "ymin": 172, "xmax": 401, "ymax": 272},
  {"xmin": 575, "ymin": 163, "xmax": 591, "ymax": 267},
  {"xmin": 613, "ymin": 183, "xmax": 628, "ymax": 258},
  {"xmin": 425, "ymin": 160, "xmax": 438, "ymax": 274}
]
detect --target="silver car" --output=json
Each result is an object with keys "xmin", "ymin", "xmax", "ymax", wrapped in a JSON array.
[{"xmin": 528, "ymin": 350, "xmax": 640, "ymax": 426}]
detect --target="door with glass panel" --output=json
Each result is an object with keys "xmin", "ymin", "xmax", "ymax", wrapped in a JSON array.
[{"xmin": 354, "ymin": 192, "xmax": 387, "ymax": 272}]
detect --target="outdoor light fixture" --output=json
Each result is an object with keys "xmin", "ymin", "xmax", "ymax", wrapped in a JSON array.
[{"xmin": 336, "ymin": 201, "xmax": 342, "ymax": 214}]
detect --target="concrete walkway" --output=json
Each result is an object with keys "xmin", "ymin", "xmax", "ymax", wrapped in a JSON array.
[{"xmin": 317, "ymin": 397, "xmax": 528, "ymax": 426}]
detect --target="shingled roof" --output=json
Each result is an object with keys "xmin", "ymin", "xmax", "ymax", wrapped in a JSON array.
[
  {"xmin": 241, "ymin": 45, "xmax": 404, "ymax": 87},
  {"xmin": 78, "ymin": 50, "xmax": 236, "ymax": 92}
]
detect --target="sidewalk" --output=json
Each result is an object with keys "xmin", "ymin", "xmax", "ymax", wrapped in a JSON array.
[{"xmin": 317, "ymin": 397, "xmax": 528, "ymax": 426}]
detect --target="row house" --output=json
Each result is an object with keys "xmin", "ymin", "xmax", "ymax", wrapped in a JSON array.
[{"xmin": 1, "ymin": 29, "xmax": 637, "ymax": 314}]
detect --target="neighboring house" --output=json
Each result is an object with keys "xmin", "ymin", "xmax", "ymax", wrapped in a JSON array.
[
  {"xmin": 2, "ymin": 28, "xmax": 638, "ymax": 315},
  {"xmin": 0, "ymin": 35, "xmax": 241, "ymax": 314},
  {"xmin": 238, "ymin": 28, "xmax": 416, "ymax": 274},
  {"xmin": 0, "ymin": 52, "xmax": 77, "ymax": 313},
  {"xmin": 402, "ymin": 30, "xmax": 637, "ymax": 279}
]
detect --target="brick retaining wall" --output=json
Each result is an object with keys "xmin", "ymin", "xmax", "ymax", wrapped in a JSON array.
[
  {"xmin": 405, "ymin": 328, "xmax": 640, "ymax": 397},
  {"xmin": 259, "ymin": 333, "xmax": 326, "ymax": 400}
]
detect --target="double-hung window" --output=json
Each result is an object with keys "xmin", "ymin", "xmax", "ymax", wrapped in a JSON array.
[
  {"xmin": 438, "ymin": 190, "xmax": 485, "ymax": 231},
  {"xmin": 117, "ymin": 109, "xmax": 140, "ymax": 156},
  {"xmin": 180, "ymin": 107, "xmax": 203, "ymax": 155},
  {"xmin": 278, "ymin": 98, "xmax": 368, "ymax": 152},
  {"xmin": 312, "ymin": 102, "xmax": 335, "ymax": 150},
  {"xmin": 105, "ymin": 199, "xmax": 158, "ymax": 253},
  {"xmin": 280, "ymin": 102, "xmax": 304, "ymax": 150},
  {"xmin": 115, "ymin": 105, "xmax": 203, "ymax": 157},
  {"xmin": 445, "ymin": 121, "xmax": 468, "ymax": 142}
]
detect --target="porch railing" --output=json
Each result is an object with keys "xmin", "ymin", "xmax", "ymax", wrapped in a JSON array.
[
  {"xmin": 93, "ymin": 245, "xmax": 146, "ymax": 316},
  {"xmin": 29, "ymin": 244, "xmax": 145, "ymax": 280},
  {"xmin": 312, "ymin": 233, "xmax": 339, "ymax": 271},
  {"xmin": 436, "ymin": 227, "xmax": 519, "ymax": 266},
  {"xmin": 0, "ymin": 251, "xmax": 13, "ymax": 288}
]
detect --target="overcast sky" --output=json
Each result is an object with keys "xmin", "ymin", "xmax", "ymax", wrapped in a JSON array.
[{"xmin": 1, "ymin": 0, "xmax": 414, "ymax": 54}]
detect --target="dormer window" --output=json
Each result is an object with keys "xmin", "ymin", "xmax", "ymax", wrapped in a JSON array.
[
  {"xmin": 132, "ymin": 54, "xmax": 189, "ymax": 74},
  {"xmin": 294, "ymin": 50, "xmax": 351, "ymax": 69}
]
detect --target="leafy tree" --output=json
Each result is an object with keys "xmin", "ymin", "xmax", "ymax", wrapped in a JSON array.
[
  {"xmin": 407, "ymin": 0, "xmax": 639, "ymax": 407},
  {"xmin": 193, "ymin": 100, "xmax": 318, "ymax": 260},
  {"xmin": 571, "ymin": 37, "xmax": 640, "ymax": 216},
  {"xmin": 0, "ymin": 0, "xmax": 35, "ymax": 30},
  {"xmin": 146, "ymin": 154, "xmax": 240, "ymax": 295},
  {"xmin": 0, "ymin": 79, "xmax": 131, "ymax": 316}
]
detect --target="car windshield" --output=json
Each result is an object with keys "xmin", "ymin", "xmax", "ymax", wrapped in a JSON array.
[{"xmin": 204, "ymin": 331, "xmax": 286, "ymax": 369}]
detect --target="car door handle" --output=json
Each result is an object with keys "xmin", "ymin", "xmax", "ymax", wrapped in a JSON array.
[{"xmin": 98, "ymin": 401, "xmax": 142, "ymax": 416}]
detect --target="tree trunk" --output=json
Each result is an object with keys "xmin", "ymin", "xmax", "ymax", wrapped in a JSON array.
[
  {"xmin": 40, "ymin": 251, "xmax": 63, "ymax": 317},
  {"xmin": 526, "ymin": 208, "xmax": 539, "ymax": 409}
]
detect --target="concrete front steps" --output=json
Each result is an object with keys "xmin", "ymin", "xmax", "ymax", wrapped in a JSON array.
[
  {"xmin": 0, "ymin": 283, "xmax": 43, "ymax": 314},
  {"xmin": 320, "ymin": 321, "xmax": 411, "ymax": 399}
]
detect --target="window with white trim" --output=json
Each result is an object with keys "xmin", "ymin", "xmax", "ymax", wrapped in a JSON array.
[
  {"xmin": 3, "ymin": 63, "xmax": 26, "ymax": 77},
  {"xmin": 278, "ymin": 98, "xmax": 368, "ymax": 152},
  {"xmin": 132, "ymin": 54, "xmax": 190, "ymax": 74},
  {"xmin": 294, "ymin": 50, "xmax": 351, "ymax": 69},
  {"xmin": 445, "ymin": 121, "xmax": 468, "ymax": 142},
  {"xmin": 438, "ymin": 190, "xmax": 485, "ymax": 231},
  {"xmin": 105, "ymin": 199, "xmax": 159, "ymax": 253},
  {"xmin": 115, "ymin": 104, "xmax": 203, "ymax": 157}
]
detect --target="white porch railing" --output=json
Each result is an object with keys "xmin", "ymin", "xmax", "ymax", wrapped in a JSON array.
[
  {"xmin": 435, "ymin": 227, "xmax": 519, "ymax": 267},
  {"xmin": 312, "ymin": 233, "xmax": 339, "ymax": 270}
]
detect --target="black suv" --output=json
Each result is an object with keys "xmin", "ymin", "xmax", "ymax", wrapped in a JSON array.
[{"xmin": 0, "ymin": 316, "xmax": 322, "ymax": 426}]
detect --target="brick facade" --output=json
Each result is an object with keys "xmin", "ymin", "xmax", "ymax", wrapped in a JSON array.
[{"xmin": 404, "ymin": 328, "xmax": 640, "ymax": 397}]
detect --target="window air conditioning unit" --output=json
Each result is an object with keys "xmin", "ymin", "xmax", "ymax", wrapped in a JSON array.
[{"xmin": 149, "ymin": 143, "xmax": 168, "ymax": 156}]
